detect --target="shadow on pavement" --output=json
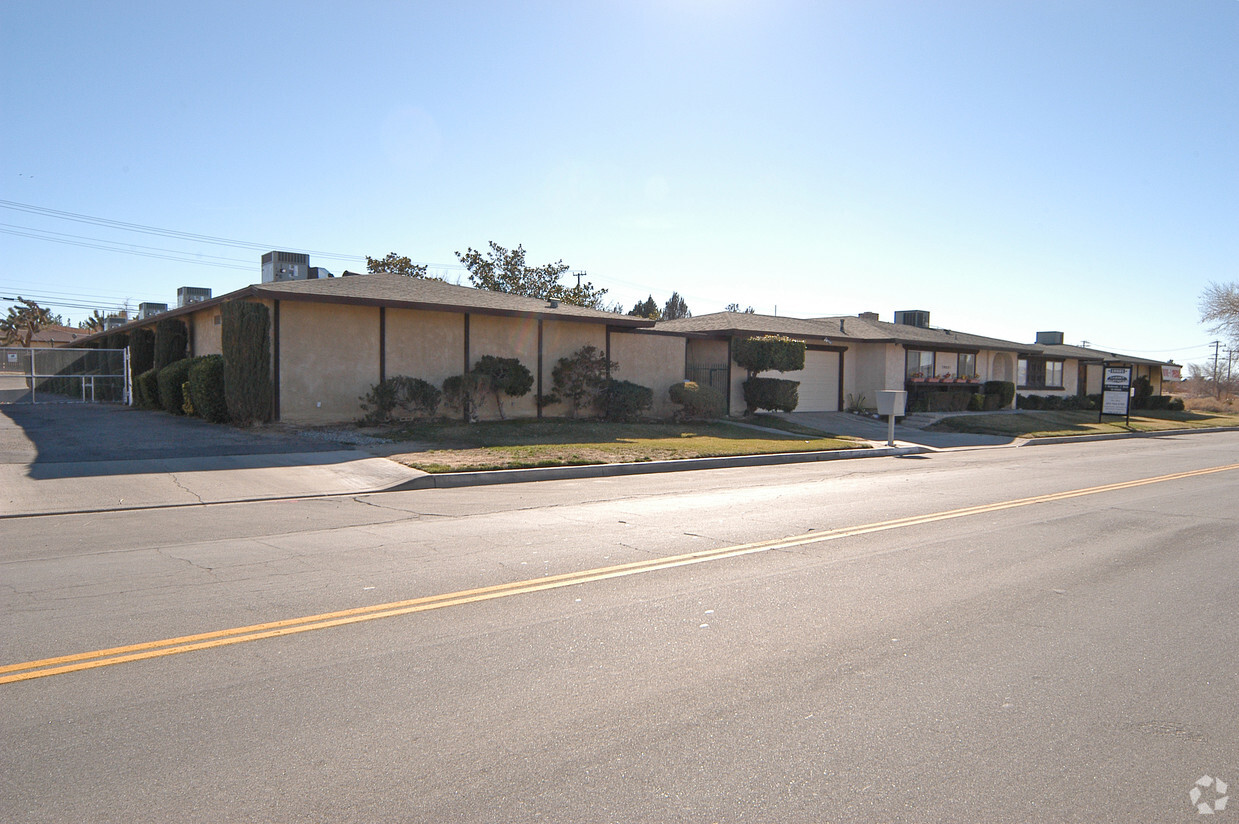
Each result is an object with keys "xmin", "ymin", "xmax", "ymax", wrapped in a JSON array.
[{"xmin": 0, "ymin": 403, "xmax": 347, "ymax": 478}]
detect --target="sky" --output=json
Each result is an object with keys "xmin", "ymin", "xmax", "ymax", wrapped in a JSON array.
[{"xmin": 2, "ymin": 0, "xmax": 1236, "ymax": 366}]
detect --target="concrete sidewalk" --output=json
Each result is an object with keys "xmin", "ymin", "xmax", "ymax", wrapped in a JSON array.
[{"xmin": 776, "ymin": 411, "xmax": 1020, "ymax": 449}]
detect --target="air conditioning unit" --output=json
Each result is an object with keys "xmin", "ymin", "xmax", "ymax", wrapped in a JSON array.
[{"xmin": 894, "ymin": 310, "xmax": 930, "ymax": 328}]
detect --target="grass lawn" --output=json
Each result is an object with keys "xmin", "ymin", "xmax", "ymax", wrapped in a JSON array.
[
  {"xmin": 377, "ymin": 418, "xmax": 863, "ymax": 473},
  {"xmin": 926, "ymin": 409, "xmax": 1239, "ymax": 439}
]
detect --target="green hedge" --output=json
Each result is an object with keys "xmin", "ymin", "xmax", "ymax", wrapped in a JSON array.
[
  {"xmin": 983, "ymin": 381, "xmax": 1015, "ymax": 407},
  {"xmin": 732, "ymin": 335, "xmax": 805, "ymax": 375},
  {"xmin": 188, "ymin": 354, "xmax": 228, "ymax": 423},
  {"xmin": 222, "ymin": 301, "xmax": 272, "ymax": 426},
  {"xmin": 669, "ymin": 381, "xmax": 726, "ymax": 419},
  {"xmin": 153, "ymin": 318, "xmax": 188, "ymax": 370},
  {"xmin": 130, "ymin": 327, "xmax": 156, "ymax": 385},
  {"xmin": 742, "ymin": 377, "xmax": 799, "ymax": 413},
  {"xmin": 359, "ymin": 376, "xmax": 442, "ymax": 423},
  {"xmin": 136, "ymin": 368, "xmax": 161, "ymax": 409},
  {"xmin": 603, "ymin": 380, "xmax": 653, "ymax": 422},
  {"xmin": 157, "ymin": 358, "xmax": 197, "ymax": 415}
]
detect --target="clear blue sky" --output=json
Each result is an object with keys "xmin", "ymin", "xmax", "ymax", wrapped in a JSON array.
[{"xmin": 3, "ymin": 1, "xmax": 1236, "ymax": 366}]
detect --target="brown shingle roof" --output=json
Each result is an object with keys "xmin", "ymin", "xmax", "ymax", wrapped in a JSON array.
[
  {"xmin": 655, "ymin": 312, "xmax": 833, "ymax": 340},
  {"xmin": 249, "ymin": 273, "xmax": 650, "ymax": 325}
]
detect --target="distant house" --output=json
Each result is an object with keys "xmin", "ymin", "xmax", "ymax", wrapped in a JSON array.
[
  {"xmin": 29, "ymin": 324, "xmax": 88, "ymax": 348},
  {"xmin": 658, "ymin": 309, "xmax": 1179, "ymax": 413}
]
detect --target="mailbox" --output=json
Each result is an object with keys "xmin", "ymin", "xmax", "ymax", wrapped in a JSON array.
[{"xmin": 876, "ymin": 390, "xmax": 907, "ymax": 417}]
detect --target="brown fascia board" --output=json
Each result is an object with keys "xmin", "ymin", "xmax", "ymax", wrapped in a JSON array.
[
  {"xmin": 68, "ymin": 284, "xmax": 652, "ymax": 347},
  {"xmin": 248, "ymin": 286, "xmax": 653, "ymax": 327}
]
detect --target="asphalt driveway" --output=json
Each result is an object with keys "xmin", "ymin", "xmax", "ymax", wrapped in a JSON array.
[{"xmin": 0, "ymin": 403, "xmax": 423, "ymax": 515}]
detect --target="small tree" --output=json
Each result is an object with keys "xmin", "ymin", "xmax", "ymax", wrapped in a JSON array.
[
  {"xmin": 1, "ymin": 298, "xmax": 60, "ymax": 346},
  {"xmin": 549, "ymin": 345, "xmax": 616, "ymax": 417},
  {"xmin": 472, "ymin": 355, "xmax": 533, "ymax": 419},
  {"xmin": 731, "ymin": 335, "xmax": 805, "ymax": 414},
  {"xmin": 443, "ymin": 372, "xmax": 485, "ymax": 420},
  {"xmin": 366, "ymin": 252, "xmax": 441, "ymax": 279},
  {"xmin": 456, "ymin": 241, "xmax": 607, "ymax": 308},
  {"xmin": 628, "ymin": 295, "xmax": 661, "ymax": 320},
  {"xmin": 663, "ymin": 291, "xmax": 690, "ymax": 320}
]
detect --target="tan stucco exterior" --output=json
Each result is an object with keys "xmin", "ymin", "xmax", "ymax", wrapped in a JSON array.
[
  {"xmin": 385, "ymin": 308, "xmax": 465, "ymax": 385},
  {"xmin": 189, "ymin": 307, "xmax": 223, "ymax": 357},
  {"xmin": 278, "ymin": 301, "xmax": 380, "ymax": 424},
  {"xmin": 610, "ymin": 331, "xmax": 686, "ymax": 418}
]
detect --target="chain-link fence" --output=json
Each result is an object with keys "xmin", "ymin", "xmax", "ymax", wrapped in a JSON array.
[{"xmin": 0, "ymin": 348, "xmax": 130, "ymax": 404}]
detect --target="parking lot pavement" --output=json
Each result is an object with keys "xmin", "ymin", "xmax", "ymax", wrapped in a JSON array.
[{"xmin": 0, "ymin": 403, "xmax": 426, "ymax": 516}]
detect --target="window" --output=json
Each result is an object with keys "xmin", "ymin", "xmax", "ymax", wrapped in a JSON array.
[
  {"xmin": 957, "ymin": 353, "xmax": 976, "ymax": 380},
  {"xmin": 906, "ymin": 350, "xmax": 934, "ymax": 379},
  {"xmin": 1019, "ymin": 357, "xmax": 1064, "ymax": 389},
  {"xmin": 1045, "ymin": 360, "xmax": 1063, "ymax": 388}
]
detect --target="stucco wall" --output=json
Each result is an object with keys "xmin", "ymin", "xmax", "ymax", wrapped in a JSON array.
[
  {"xmin": 610, "ymin": 331, "xmax": 686, "ymax": 418},
  {"xmin": 468, "ymin": 314, "xmax": 541, "ymax": 420},
  {"xmin": 385, "ymin": 308, "xmax": 465, "ymax": 385},
  {"xmin": 188, "ymin": 307, "xmax": 223, "ymax": 357},
  {"xmin": 278, "ymin": 301, "xmax": 380, "ymax": 424},
  {"xmin": 844, "ymin": 342, "xmax": 900, "ymax": 410}
]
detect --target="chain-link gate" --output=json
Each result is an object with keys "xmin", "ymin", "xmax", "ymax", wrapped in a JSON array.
[{"xmin": 0, "ymin": 348, "xmax": 130, "ymax": 405}]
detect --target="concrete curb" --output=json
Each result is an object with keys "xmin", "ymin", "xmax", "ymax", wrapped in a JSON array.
[
  {"xmin": 381, "ymin": 445, "xmax": 932, "ymax": 491},
  {"xmin": 1019, "ymin": 426, "xmax": 1239, "ymax": 447}
]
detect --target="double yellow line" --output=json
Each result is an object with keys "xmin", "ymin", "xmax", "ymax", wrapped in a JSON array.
[{"xmin": 4, "ymin": 462, "xmax": 1236, "ymax": 685}]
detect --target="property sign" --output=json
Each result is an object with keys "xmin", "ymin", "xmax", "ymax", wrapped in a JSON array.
[
  {"xmin": 1101, "ymin": 366, "xmax": 1132, "ymax": 416},
  {"xmin": 1161, "ymin": 364, "xmax": 1181, "ymax": 382}
]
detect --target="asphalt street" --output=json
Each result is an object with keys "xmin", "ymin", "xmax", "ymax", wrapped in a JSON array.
[{"xmin": 2, "ymin": 428, "xmax": 1237, "ymax": 822}]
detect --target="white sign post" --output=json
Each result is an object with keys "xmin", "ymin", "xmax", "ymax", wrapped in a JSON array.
[{"xmin": 1100, "ymin": 365, "xmax": 1132, "ymax": 424}]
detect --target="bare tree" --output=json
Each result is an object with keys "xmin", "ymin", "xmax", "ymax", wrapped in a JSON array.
[{"xmin": 1199, "ymin": 282, "xmax": 1239, "ymax": 344}]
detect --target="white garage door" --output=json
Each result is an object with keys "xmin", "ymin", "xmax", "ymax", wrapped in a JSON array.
[{"xmin": 783, "ymin": 349, "xmax": 838, "ymax": 412}]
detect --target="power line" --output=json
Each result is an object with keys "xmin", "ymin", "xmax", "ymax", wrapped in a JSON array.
[{"xmin": 0, "ymin": 199, "xmax": 368, "ymax": 261}]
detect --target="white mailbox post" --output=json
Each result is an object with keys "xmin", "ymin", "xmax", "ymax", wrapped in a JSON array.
[{"xmin": 876, "ymin": 390, "xmax": 907, "ymax": 447}]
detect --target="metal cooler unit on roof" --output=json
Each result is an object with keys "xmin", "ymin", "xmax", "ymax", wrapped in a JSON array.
[{"xmin": 894, "ymin": 310, "xmax": 930, "ymax": 328}]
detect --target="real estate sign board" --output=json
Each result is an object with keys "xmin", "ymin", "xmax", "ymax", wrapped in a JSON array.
[{"xmin": 1101, "ymin": 366, "xmax": 1132, "ymax": 416}]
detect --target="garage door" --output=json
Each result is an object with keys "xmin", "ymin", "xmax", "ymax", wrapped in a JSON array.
[{"xmin": 782, "ymin": 349, "xmax": 838, "ymax": 412}]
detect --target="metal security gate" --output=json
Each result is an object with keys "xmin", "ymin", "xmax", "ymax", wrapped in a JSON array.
[{"xmin": 0, "ymin": 347, "xmax": 130, "ymax": 405}]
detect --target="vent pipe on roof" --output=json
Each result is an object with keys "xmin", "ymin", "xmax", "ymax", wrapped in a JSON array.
[{"xmin": 548, "ymin": 299, "xmax": 559, "ymax": 309}]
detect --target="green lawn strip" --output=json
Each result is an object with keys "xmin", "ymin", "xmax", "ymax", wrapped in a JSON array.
[
  {"xmin": 383, "ymin": 419, "xmax": 862, "ymax": 473},
  {"xmin": 926, "ymin": 410, "xmax": 1239, "ymax": 439}
]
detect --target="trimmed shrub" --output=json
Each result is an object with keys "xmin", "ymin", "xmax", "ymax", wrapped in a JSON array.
[
  {"xmin": 603, "ymin": 380, "xmax": 653, "ymax": 422},
  {"xmin": 968, "ymin": 393, "xmax": 986, "ymax": 412},
  {"xmin": 732, "ymin": 335, "xmax": 805, "ymax": 376},
  {"xmin": 136, "ymin": 368, "xmax": 160, "ymax": 409},
  {"xmin": 1144, "ymin": 394, "xmax": 1185, "ymax": 412},
  {"xmin": 153, "ymin": 318, "xmax": 188, "ymax": 370},
  {"xmin": 742, "ymin": 377, "xmax": 799, "ymax": 413},
  {"xmin": 157, "ymin": 357, "xmax": 197, "ymax": 415},
  {"xmin": 669, "ymin": 381, "xmax": 726, "ymax": 419},
  {"xmin": 359, "ymin": 376, "xmax": 441, "ymax": 423},
  {"xmin": 442, "ymin": 372, "xmax": 484, "ymax": 420},
  {"xmin": 472, "ymin": 355, "xmax": 533, "ymax": 419},
  {"xmin": 130, "ymin": 327, "xmax": 156, "ymax": 386},
  {"xmin": 983, "ymin": 380, "xmax": 1016, "ymax": 408},
  {"xmin": 549, "ymin": 346, "xmax": 615, "ymax": 417},
  {"xmin": 222, "ymin": 301, "xmax": 272, "ymax": 426},
  {"xmin": 1131, "ymin": 376, "xmax": 1153, "ymax": 409},
  {"xmin": 188, "ymin": 354, "xmax": 228, "ymax": 423}
]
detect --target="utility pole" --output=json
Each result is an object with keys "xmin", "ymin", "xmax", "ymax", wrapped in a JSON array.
[{"xmin": 1211, "ymin": 341, "xmax": 1222, "ymax": 398}]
